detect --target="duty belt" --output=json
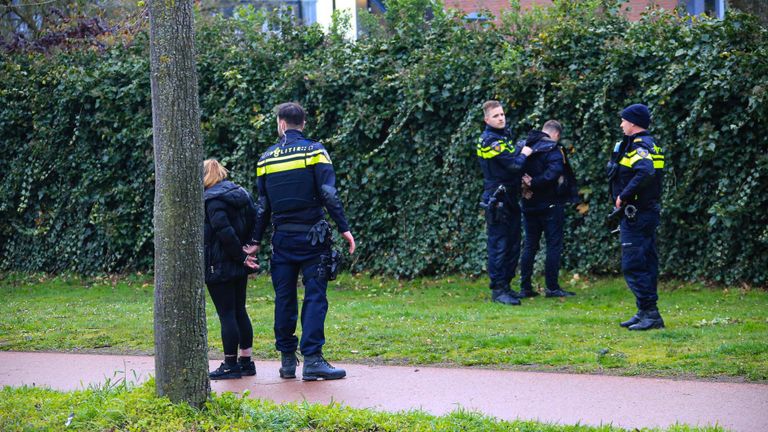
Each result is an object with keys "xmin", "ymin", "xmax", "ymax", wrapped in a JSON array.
[{"xmin": 274, "ymin": 223, "xmax": 315, "ymax": 232}]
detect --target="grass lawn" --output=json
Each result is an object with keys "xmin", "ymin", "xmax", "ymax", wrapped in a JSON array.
[
  {"xmin": 0, "ymin": 380, "xmax": 726, "ymax": 432},
  {"xmin": 0, "ymin": 272, "xmax": 766, "ymax": 381}
]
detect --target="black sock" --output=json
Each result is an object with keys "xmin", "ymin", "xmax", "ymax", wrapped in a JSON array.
[
  {"xmin": 238, "ymin": 356, "xmax": 251, "ymax": 364},
  {"xmin": 224, "ymin": 355, "xmax": 238, "ymax": 366}
]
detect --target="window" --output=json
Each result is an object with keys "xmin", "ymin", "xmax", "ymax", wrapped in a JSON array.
[
  {"xmin": 214, "ymin": 1, "xmax": 318, "ymax": 25},
  {"xmin": 685, "ymin": 0, "xmax": 726, "ymax": 19},
  {"xmin": 463, "ymin": 12, "xmax": 490, "ymax": 22}
]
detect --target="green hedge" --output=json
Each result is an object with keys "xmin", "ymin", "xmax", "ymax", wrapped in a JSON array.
[{"xmin": 1, "ymin": 1, "xmax": 767, "ymax": 285}]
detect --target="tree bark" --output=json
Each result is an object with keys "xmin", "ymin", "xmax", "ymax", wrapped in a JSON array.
[{"xmin": 148, "ymin": 0, "xmax": 210, "ymax": 407}]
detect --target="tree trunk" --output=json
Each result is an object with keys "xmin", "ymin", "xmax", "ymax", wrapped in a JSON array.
[{"xmin": 148, "ymin": 0, "xmax": 210, "ymax": 407}]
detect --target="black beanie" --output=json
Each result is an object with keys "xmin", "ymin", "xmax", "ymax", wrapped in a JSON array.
[{"xmin": 621, "ymin": 104, "xmax": 651, "ymax": 129}]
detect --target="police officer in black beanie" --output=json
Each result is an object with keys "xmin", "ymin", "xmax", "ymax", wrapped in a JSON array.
[{"xmin": 607, "ymin": 103, "xmax": 666, "ymax": 330}]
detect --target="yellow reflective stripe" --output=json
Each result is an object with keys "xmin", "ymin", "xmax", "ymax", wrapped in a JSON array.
[
  {"xmin": 476, "ymin": 144, "xmax": 492, "ymax": 151},
  {"xmin": 619, "ymin": 155, "xmax": 641, "ymax": 167},
  {"xmin": 256, "ymin": 151, "xmax": 331, "ymax": 176},
  {"xmin": 634, "ymin": 138, "xmax": 643, "ymax": 143},
  {"xmin": 306, "ymin": 152, "xmax": 330, "ymax": 166},
  {"xmin": 476, "ymin": 144, "xmax": 488, "ymax": 157},
  {"xmin": 257, "ymin": 159, "xmax": 307, "ymax": 175},
  {"xmin": 626, "ymin": 149, "xmax": 637, "ymax": 157},
  {"xmin": 478, "ymin": 149, "xmax": 501, "ymax": 159},
  {"xmin": 476, "ymin": 143, "xmax": 509, "ymax": 159},
  {"xmin": 619, "ymin": 153, "xmax": 654, "ymax": 167},
  {"xmin": 652, "ymin": 154, "xmax": 665, "ymax": 169},
  {"xmin": 477, "ymin": 147, "xmax": 501, "ymax": 157},
  {"xmin": 257, "ymin": 149, "xmax": 325, "ymax": 166}
]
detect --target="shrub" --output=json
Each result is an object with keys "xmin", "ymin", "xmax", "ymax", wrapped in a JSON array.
[{"xmin": 1, "ymin": 1, "xmax": 766, "ymax": 285}]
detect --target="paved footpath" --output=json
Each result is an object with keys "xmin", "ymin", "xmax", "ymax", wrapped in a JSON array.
[{"xmin": 1, "ymin": 352, "xmax": 767, "ymax": 431}]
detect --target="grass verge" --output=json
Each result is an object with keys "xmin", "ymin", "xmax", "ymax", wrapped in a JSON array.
[
  {"xmin": 0, "ymin": 380, "xmax": 727, "ymax": 431},
  {"xmin": 0, "ymin": 272, "xmax": 766, "ymax": 380}
]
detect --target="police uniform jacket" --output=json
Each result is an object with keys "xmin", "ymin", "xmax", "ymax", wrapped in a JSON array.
[
  {"xmin": 476, "ymin": 125, "xmax": 528, "ymax": 199},
  {"xmin": 252, "ymin": 129, "xmax": 350, "ymax": 243},
  {"xmin": 204, "ymin": 180, "xmax": 258, "ymax": 284},
  {"xmin": 609, "ymin": 131, "xmax": 665, "ymax": 210}
]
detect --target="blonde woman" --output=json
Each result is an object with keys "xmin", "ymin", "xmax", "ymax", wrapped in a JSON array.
[{"xmin": 203, "ymin": 159, "xmax": 259, "ymax": 379}]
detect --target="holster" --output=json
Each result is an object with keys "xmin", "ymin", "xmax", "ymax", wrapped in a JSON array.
[
  {"xmin": 480, "ymin": 196, "xmax": 503, "ymax": 224},
  {"xmin": 606, "ymin": 204, "xmax": 638, "ymax": 233},
  {"xmin": 316, "ymin": 250, "xmax": 342, "ymax": 281}
]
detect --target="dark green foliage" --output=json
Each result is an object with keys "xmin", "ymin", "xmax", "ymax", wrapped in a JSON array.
[{"xmin": 1, "ymin": 1, "xmax": 766, "ymax": 285}]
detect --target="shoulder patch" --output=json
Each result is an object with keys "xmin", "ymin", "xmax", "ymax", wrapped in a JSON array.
[
  {"xmin": 636, "ymin": 148, "xmax": 649, "ymax": 158},
  {"xmin": 493, "ymin": 144, "xmax": 501, "ymax": 152}
]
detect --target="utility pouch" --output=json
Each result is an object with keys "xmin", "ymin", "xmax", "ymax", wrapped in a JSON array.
[
  {"xmin": 607, "ymin": 206, "xmax": 623, "ymax": 226},
  {"xmin": 491, "ymin": 201, "xmax": 503, "ymax": 224},
  {"xmin": 624, "ymin": 204, "xmax": 637, "ymax": 223}
]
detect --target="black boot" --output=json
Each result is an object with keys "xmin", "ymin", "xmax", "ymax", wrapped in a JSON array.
[
  {"xmin": 545, "ymin": 289, "xmax": 575, "ymax": 298},
  {"xmin": 629, "ymin": 309, "xmax": 665, "ymax": 331},
  {"xmin": 239, "ymin": 357, "xmax": 256, "ymax": 376},
  {"xmin": 302, "ymin": 353, "xmax": 346, "ymax": 381},
  {"xmin": 279, "ymin": 351, "xmax": 299, "ymax": 379},
  {"xmin": 491, "ymin": 289, "xmax": 521, "ymax": 305},
  {"xmin": 620, "ymin": 311, "xmax": 642, "ymax": 328},
  {"xmin": 519, "ymin": 288, "xmax": 540, "ymax": 298},
  {"xmin": 209, "ymin": 362, "xmax": 242, "ymax": 380}
]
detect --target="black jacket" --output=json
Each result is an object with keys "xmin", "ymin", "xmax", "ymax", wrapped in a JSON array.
[
  {"xmin": 609, "ymin": 131, "xmax": 664, "ymax": 211},
  {"xmin": 204, "ymin": 180, "xmax": 257, "ymax": 284},
  {"xmin": 521, "ymin": 130, "xmax": 579, "ymax": 211},
  {"xmin": 476, "ymin": 125, "xmax": 528, "ymax": 203},
  {"xmin": 253, "ymin": 129, "xmax": 350, "ymax": 242}
]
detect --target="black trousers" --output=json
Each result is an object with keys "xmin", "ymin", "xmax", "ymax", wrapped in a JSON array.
[
  {"xmin": 270, "ymin": 230, "xmax": 330, "ymax": 356},
  {"xmin": 486, "ymin": 203, "xmax": 521, "ymax": 290},
  {"xmin": 620, "ymin": 209, "xmax": 661, "ymax": 311},
  {"xmin": 207, "ymin": 275, "xmax": 253, "ymax": 356},
  {"xmin": 520, "ymin": 204, "xmax": 565, "ymax": 292}
]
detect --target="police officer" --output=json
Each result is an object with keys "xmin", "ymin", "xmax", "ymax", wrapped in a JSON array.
[
  {"xmin": 608, "ymin": 104, "xmax": 665, "ymax": 331},
  {"xmin": 519, "ymin": 120, "xmax": 579, "ymax": 298},
  {"xmin": 476, "ymin": 100, "xmax": 533, "ymax": 305},
  {"xmin": 244, "ymin": 102, "xmax": 356, "ymax": 379}
]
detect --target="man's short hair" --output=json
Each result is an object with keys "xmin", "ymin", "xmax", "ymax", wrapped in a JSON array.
[
  {"xmin": 542, "ymin": 120, "xmax": 563, "ymax": 135},
  {"xmin": 482, "ymin": 100, "xmax": 502, "ymax": 116},
  {"xmin": 276, "ymin": 102, "xmax": 306, "ymax": 127}
]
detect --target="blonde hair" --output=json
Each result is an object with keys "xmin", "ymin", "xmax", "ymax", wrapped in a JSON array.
[
  {"xmin": 203, "ymin": 159, "xmax": 228, "ymax": 189},
  {"xmin": 482, "ymin": 100, "xmax": 502, "ymax": 116}
]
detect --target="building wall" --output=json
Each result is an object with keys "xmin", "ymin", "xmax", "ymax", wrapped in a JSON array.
[
  {"xmin": 446, "ymin": 0, "xmax": 681, "ymax": 22},
  {"xmin": 623, "ymin": 0, "xmax": 679, "ymax": 20},
  {"xmin": 315, "ymin": 0, "xmax": 359, "ymax": 39}
]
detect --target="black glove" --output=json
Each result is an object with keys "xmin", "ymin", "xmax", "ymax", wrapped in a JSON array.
[{"xmin": 307, "ymin": 221, "xmax": 331, "ymax": 246}]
